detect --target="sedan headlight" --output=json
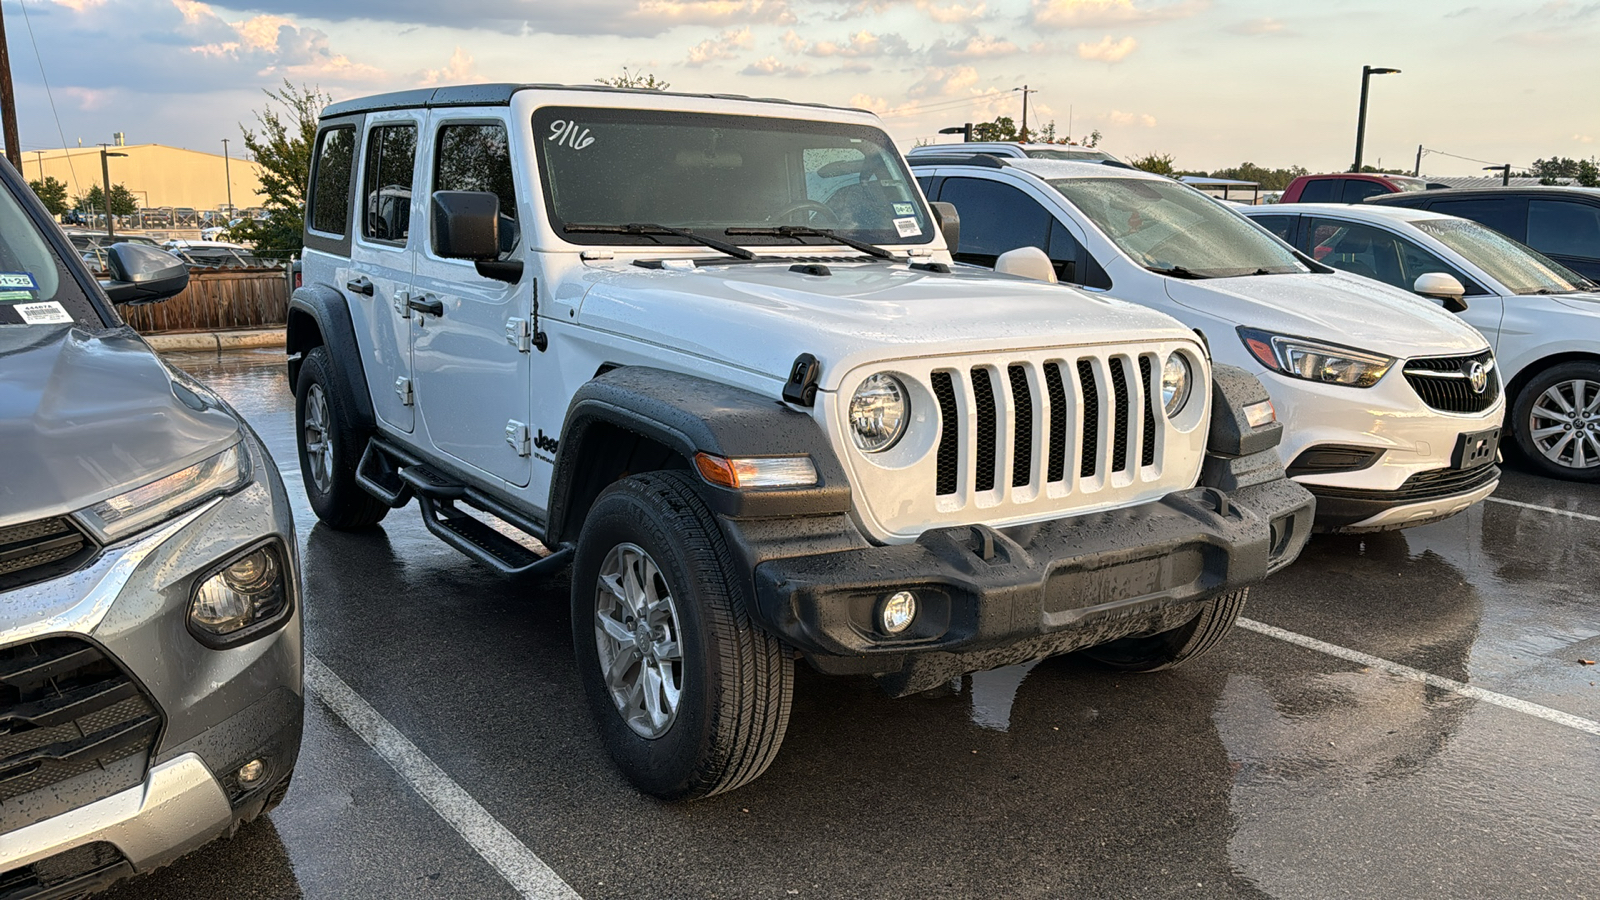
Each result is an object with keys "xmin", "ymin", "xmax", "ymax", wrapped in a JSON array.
[
  {"xmin": 849, "ymin": 373, "xmax": 908, "ymax": 453},
  {"xmin": 79, "ymin": 442, "xmax": 251, "ymax": 541},
  {"xmin": 1161, "ymin": 353, "xmax": 1193, "ymax": 416},
  {"xmin": 189, "ymin": 540, "xmax": 291, "ymax": 648},
  {"xmin": 1238, "ymin": 327, "xmax": 1394, "ymax": 388}
]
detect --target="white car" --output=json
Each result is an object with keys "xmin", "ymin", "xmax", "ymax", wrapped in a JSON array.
[
  {"xmin": 906, "ymin": 142, "xmax": 1123, "ymax": 164},
  {"xmin": 1244, "ymin": 202, "xmax": 1600, "ymax": 481},
  {"xmin": 907, "ymin": 156, "xmax": 1506, "ymax": 532}
]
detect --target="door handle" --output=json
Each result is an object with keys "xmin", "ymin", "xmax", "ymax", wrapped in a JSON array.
[
  {"xmin": 346, "ymin": 276, "xmax": 374, "ymax": 296},
  {"xmin": 407, "ymin": 296, "xmax": 444, "ymax": 317}
]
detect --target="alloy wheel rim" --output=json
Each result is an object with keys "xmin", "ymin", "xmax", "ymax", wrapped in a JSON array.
[
  {"xmin": 1528, "ymin": 377, "xmax": 1600, "ymax": 470},
  {"xmin": 304, "ymin": 384, "xmax": 334, "ymax": 491},
  {"xmin": 594, "ymin": 542, "xmax": 684, "ymax": 739}
]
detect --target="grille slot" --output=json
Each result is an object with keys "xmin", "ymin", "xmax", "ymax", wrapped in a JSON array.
[
  {"xmin": 1109, "ymin": 358, "xmax": 1131, "ymax": 473},
  {"xmin": 0, "ymin": 637, "xmax": 161, "ymax": 807},
  {"xmin": 0, "ymin": 517, "xmax": 96, "ymax": 592},
  {"xmin": 1008, "ymin": 365, "xmax": 1034, "ymax": 488},
  {"xmin": 1402, "ymin": 351, "xmax": 1500, "ymax": 413},
  {"xmin": 1078, "ymin": 359, "xmax": 1100, "ymax": 478},
  {"xmin": 971, "ymin": 367, "xmax": 999, "ymax": 493},
  {"xmin": 1139, "ymin": 355, "xmax": 1158, "ymax": 468},
  {"xmin": 932, "ymin": 371, "xmax": 959, "ymax": 496},
  {"xmin": 1043, "ymin": 363, "xmax": 1068, "ymax": 483}
]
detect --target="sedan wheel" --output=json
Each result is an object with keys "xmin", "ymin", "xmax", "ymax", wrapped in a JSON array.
[{"xmin": 1527, "ymin": 377, "xmax": 1600, "ymax": 471}]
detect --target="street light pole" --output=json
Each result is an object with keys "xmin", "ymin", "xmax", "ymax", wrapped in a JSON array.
[
  {"xmin": 221, "ymin": 137, "xmax": 234, "ymax": 218},
  {"xmin": 98, "ymin": 143, "xmax": 127, "ymax": 240},
  {"xmin": 1352, "ymin": 65, "xmax": 1401, "ymax": 173}
]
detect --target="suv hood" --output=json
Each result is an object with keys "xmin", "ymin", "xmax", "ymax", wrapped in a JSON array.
[
  {"xmin": 1162, "ymin": 271, "xmax": 1488, "ymax": 358},
  {"xmin": 574, "ymin": 261, "xmax": 1196, "ymax": 390},
  {"xmin": 0, "ymin": 326, "xmax": 241, "ymax": 527}
]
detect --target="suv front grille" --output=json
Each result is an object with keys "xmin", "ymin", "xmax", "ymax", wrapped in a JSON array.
[
  {"xmin": 0, "ymin": 517, "xmax": 97, "ymax": 593},
  {"xmin": 1403, "ymin": 351, "xmax": 1500, "ymax": 413},
  {"xmin": 0, "ymin": 637, "xmax": 162, "ymax": 807}
]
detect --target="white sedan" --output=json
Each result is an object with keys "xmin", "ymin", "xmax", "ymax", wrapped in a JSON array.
[{"xmin": 1243, "ymin": 202, "xmax": 1600, "ymax": 481}]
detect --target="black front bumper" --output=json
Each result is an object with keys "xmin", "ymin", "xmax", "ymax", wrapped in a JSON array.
[
  {"xmin": 743, "ymin": 477, "xmax": 1312, "ymax": 683},
  {"xmin": 1305, "ymin": 463, "xmax": 1499, "ymax": 532}
]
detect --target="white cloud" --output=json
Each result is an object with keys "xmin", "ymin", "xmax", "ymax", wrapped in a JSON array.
[
  {"xmin": 1575, "ymin": 134, "xmax": 1596, "ymax": 143},
  {"xmin": 906, "ymin": 65, "xmax": 981, "ymax": 99},
  {"xmin": 686, "ymin": 26, "xmax": 753, "ymax": 66},
  {"xmin": 1107, "ymin": 109, "xmax": 1157, "ymax": 127},
  {"xmin": 916, "ymin": 0, "xmax": 988, "ymax": 22},
  {"xmin": 740, "ymin": 55, "xmax": 810, "ymax": 76},
  {"xmin": 1227, "ymin": 17, "xmax": 1292, "ymax": 36},
  {"xmin": 630, "ymin": 0, "xmax": 797, "ymax": 27},
  {"xmin": 783, "ymin": 29, "xmax": 910, "ymax": 57},
  {"xmin": 1076, "ymin": 35, "xmax": 1137, "ymax": 62},
  {"xmin": 418, "ymin": 47, "xmax": 475, "ymax": 86},
  {"xmin": 184, "ymin": 5, "xmax": 385, "ymax": 82},
  {"xmin": 1031, "ymin": 0, "xmax": 1208, "ymax": 29},
  {"xmin": 929, "ymin": 34, "xmax": 1019, "ymax": 62}
]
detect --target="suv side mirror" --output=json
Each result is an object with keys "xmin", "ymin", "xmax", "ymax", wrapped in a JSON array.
[
  {"xmin": 1414, "ymin": 272, "xmax": 1468, "ymax": 313},
  {"xmin": 929, "ymin": 201, "xmax": 960, "ymax": 253},
  {"xmin": 995, "ymin": 246, "xmax": 1058, "ymax": 284},
  {"xmin": 432, "ymin": 191, "xmax": 523, "ymax": 283},
  {"xmin": 102, "ymin": 243, "xmax": 189, "ymax": 305}
]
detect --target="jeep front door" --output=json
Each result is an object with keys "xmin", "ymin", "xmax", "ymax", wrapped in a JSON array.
[
  {"xmin": 409, "ymin": 118, "xmax": 533, "ymax": 488},
  {"xmin": 348, "ymin": 112, "xmax": 421, "ymax": 433}
]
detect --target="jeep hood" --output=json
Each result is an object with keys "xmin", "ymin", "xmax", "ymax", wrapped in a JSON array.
[
  {"xmin": 0, "ymin": 326, "xmax": 241, "ymax": 527},
  {"xmin": 1162, "ymin": 271, "xmax": 1489, "ymax": 359},
  {"xmin": 574, "ymin": 261, "xmax": 1196, "ymax": 390}
]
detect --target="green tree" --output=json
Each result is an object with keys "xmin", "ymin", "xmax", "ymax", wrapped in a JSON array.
[
  {"xmin": 1207, "ymin": 161, "xmax": 1310, "ymax": 192},
  {"xmin": 1579, "ymin": 159, "xmax": 1600, "ymax": 188},
  {"xmin": 28, "ymin": 176, "xmax": 69, "ymax": 216},
  {"xmin": 596, "ymin": 67, "xmax": 670, "ymax": 90},
  {"xmin": 1127, "ymin": 152, "xmax": 1176, "ymax": 177},
  {"xmin": 75, "ymin": 183, "xmax": 139, "ymax": 216},
  {"xmin": 970, "ymin": 116, "xmax": 1017, "ymax": 142},
  {"xmin": 1521, "ymin": 156, "xmax": 1599, "ymax": 187},
  {"xmin": 228, "ymin": 80, "xmax": 332, "ymax": 260}
]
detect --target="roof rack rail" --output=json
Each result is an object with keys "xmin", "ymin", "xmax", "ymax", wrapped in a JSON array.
[{"xmin": 904, "ymin": 154, "xmax": 1008, "ymax": 168}]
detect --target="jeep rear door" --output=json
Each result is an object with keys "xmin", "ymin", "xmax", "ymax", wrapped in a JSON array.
[{"xmin": 348, "ymin": 110, "xmax": 421, "ymax": 433}]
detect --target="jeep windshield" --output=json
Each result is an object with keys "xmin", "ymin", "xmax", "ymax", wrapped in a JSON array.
[
  {"xmin": 1048, "ymin": 177, "xmax": 1309, "ymax": 279},
  {"xmin": 533, "ymin": 107, "xmax": 934, "ymax": 250},
  {"xmin": 0, "ymin": 177, "xmax": 104, "ymax": 332}
]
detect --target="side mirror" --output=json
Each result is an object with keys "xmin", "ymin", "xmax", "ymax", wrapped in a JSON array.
[
  {"xmin": 432, "ymin": 191, "xmax": 523, "ymax": 283},
  {"xmin": 1414, "ymin": 272, "xmax": 1468, "ymax": 313},
  {"xmin": 995, "ymin": 246, "xmax": 1058, "ymax": 284},
  {"xmin": 102, "ymin": 243, "xmax": 189, "ymax": 305},
  {"xmin": 929, "ymin": 201, "xmax": 960, "ymax": 253}
]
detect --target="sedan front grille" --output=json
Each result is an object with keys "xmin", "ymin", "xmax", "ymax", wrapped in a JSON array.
[
  {"xmin": 1403, "ymin": 351, "xmax": 1500, "ymax": 414},
  {"xmin": 0, "ymin": 517, "xmax": 97, "ymax": 592}
]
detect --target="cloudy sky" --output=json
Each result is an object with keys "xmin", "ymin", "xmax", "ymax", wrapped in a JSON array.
[{"xmin": 6, "ymin": 0, "xmax": 1597, "ymax": 176}]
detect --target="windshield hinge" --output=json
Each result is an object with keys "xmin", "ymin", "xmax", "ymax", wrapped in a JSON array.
[
  {"xmin": 505, "ymin": 420, "xmax": 531, "ymax": 457},
  {"xmin": 782, "ymin": 353, "xmax": 821, "ymax": 407},
  {"xmin": 579, "ymin": 250, "xmax": 614, "ymax": 261}
]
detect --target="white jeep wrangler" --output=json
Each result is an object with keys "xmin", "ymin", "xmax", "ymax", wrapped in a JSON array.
[{"xmin": 287, "ymin": 83, "xmax": 1314, "ymax": 799}]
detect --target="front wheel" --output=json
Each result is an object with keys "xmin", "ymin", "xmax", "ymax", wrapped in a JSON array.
[
  {"xmin": 1511, "ymin": 362, "xmax": 1600, "ymax": 482},
  {"xmin": 571, "ymin": 471, "xmax": 793, "ymax": 800},
  {"xmin": 1080, "ymin": 589, "xmax": 1249, "ymax": 672}
]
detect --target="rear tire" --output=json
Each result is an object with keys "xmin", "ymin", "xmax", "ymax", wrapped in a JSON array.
[
  {"xmin": 1081, "ymin": 589, "xmax": 1249, "ymax": 672},
  {"xmin": 571, "ymin": 471, "xmax": 793, "ymax": 800},
  {"xmin": 295, "ymin": 346, "xmax": 388, "ymax": 529},
  {"xmin": 1510, "ymin": 361, "xmax": 1600, "ymax": 482}
]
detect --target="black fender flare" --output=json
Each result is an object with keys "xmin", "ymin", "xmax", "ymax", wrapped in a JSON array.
[
  {"xmin": 545, "ymin": 367, "xmax": 852, "ymax": 546},
  {"xmin": 286, "ymin": 284, "xmax": 376, "ymax": 432}
]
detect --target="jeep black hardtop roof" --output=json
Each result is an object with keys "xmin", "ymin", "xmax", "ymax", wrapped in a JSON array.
[{"xmin": 320, "ymin": 83, "xmax": 863, "ymax": 120}]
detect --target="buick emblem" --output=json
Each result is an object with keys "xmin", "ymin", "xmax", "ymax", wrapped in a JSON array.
[{"xmin": 1466, "ymin": 361, "xmax": 1488, "ymax": 394}]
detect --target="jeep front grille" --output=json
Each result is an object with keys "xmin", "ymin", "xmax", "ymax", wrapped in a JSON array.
[
  {"xmin": 1403, "ymin": 351, "xmax": 1500, "ymax": 414},
  {"xmin": 0, "ymin": 637, "xmax": 162, "ymax": 807},
  {"xmin": 0, "ymin": 517, "xmax": 97, "ymax": 592}
]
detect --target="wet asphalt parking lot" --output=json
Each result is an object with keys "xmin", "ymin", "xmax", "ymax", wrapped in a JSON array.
[{"xmin": 100, "ymin": 347, "xmax": 1599, "ymax": 900}]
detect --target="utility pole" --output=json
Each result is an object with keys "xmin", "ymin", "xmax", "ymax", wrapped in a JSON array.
[
  {"xmin": 1414, "ymin": 144, "xmax": 1423, "ymax": 178},
  {"xmin": 1015, "ymin": 84, "xmax": 1037, "ymax": 142},
  {"xmin": 221, "ymin": 137, "xmax": 234, "ymax": 217},
  {"xmin": 0, "ymin": 5, "xmax": 22, "ymax": 171},
  {"xmin": 99, "ymin": 143, "xmax": 127, "ymax": 240}
]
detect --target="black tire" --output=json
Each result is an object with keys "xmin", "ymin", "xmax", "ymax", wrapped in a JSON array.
[
  {"xmin": 294, "ymin": 346, "xmax": 388, "ymax": 528},
  {"xmin": 1510, "ymin": 361, "xmax": 1600, "ymax": 483},
  {"xmin": 1081, "ymin": 589, "xmax": 1249, "ymax": 672},
  {"xmin": 571, "ymin": 471, "xmax": 793, "ymax": 800}
]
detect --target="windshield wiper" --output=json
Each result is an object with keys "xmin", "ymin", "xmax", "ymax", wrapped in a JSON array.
[
  {"xmin": 725, "ymin": 225, "xmax": 898, "ymax": 260},
  {"xmin": 1145, "ymin": 264, "xmax": 1210, "ymax": 280},
  {"xmin": 563, "ymin": 222, "xmax": 754, "ymax": 260}
]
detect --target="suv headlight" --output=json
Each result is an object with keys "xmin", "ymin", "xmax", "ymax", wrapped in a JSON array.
[
  {"xmin": 1161, "ymin": 353, "xmax": 1193, "ymax": 416},
  {"xmin": 849, "ymin": 373, "xmax": 908, "ymax": 453},
  {"xmin": 1238, "ymin": 327, "xmax": 1394, "ymax": 388},
  {"xmin": 189, "ymin": 540, "xmax": 291, "ymax": 648},
  {"xmin": 79, "ymin": 442, "xmax": 251, "ymax": 541}
]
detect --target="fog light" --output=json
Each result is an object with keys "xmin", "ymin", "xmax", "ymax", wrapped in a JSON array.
[
  {"xmin": 880, "ymin": 591, "xmax": 917, "ymax": 634},
  {"xmin": 1243, "ymin": 400, "xmax": 1276, "ymax": 428},
  {"xmin": 237, "ymin": 758, "xmax": 266, "ymax": 786}
]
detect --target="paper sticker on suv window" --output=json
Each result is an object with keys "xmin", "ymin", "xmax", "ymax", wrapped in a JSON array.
[
  {"xmin": 892, "ymin": 203, "xmax": 916, "ymax": 217},
  {"xmin": 15, "ymin": 301, "xmax": 72, "ymax": 325},
  {"xmin": 893, "ymin": 217, "xmax": 921, "ymax": 238},
  {"xmin": 0, "ymin": 272, "xmax": 38, "ymax": 290}
]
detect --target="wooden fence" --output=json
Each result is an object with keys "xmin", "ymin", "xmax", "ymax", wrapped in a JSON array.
[{"xmin": 122, "ymin": 268, "xmax": 289, "ymax": 334}]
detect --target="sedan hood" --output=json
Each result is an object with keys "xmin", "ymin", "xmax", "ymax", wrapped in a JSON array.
[
  {"xmin": 1163, "ymin": 271, "xmax": 1488, "ymax": 358},
  {"xmin": 573, "ymin": 260, "xmax": 1196, "ymax": 390},
  {"xmin": 0, "ymin": 326, "xmax": 241, "ymax": 527}
]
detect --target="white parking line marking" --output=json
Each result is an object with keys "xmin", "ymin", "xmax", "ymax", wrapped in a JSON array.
[
  {"xmin": 304, "ymin": 654, "xmax": 584, "ymax": 900},
  {"xmin": 1237, "ymin": 618, "xmax": 1600, "ymax": 738},
  {"xmin": 1487, "ymin": 496, "xmax": 1600, "ymax": 524}
]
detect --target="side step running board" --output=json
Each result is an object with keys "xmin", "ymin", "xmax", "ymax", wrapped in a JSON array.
[{"xmin": 417, "ymin": 494, "xmax": 572, "ymax": 576}]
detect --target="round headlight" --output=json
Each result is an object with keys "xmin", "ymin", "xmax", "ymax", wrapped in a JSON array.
[
  {"xmin": 1161, "ymin": 353, "xmax": 1193, "ymax": 417},
  {"xmin": 849, "ymin": 373, "xmax": 908, "ymax": 453}
]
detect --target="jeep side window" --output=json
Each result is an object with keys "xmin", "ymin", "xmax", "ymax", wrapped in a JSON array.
[
  {"xmin": 938, "ymin": 177, "xmax": 1051, "ymax": 268},
  {"xmin": 309, "ymin": 126, "xmax": 357, "ymax": 236},
  {"xmin": 363, "ymin": 124, "xmax": 417, "ymax": 244},
  {"xmin": 435, "ymin": 123, "xmax": 519, "ymax": 259}
]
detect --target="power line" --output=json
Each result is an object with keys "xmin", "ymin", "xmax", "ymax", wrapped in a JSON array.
[
  {"xmin": 17, "ymin": 0, "xmax": 80, "ymax": 196},
  {"xmin": 1420, "ymin": 147, "xmax": 1534, "ymax": 172},
  {"xmin": 879, "ymin": 93, "xmax": 1009, "ymax": 119}
]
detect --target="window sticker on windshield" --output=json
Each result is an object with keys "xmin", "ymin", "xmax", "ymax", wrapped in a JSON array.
[
  {"xmin": 0, "ymin": 272, "xmax": 38, "ymax": 290},
  {"xmin": 0, "ymin": 290, "xmax": 35, "ymax": 301},
  {"xmin": 15, "ymin": 301, "xmax": 72, "ymax": 325},
  {"xmin": 893, "ymin": 217, "xmax": 921, "ymax": 239},
  {"xmin": 892, "ymin": 202, "xmax": 916, "ymax": 217},
  {"xmin": 548, "ymin": 120, "xmax": 595, "ymax": 150}
]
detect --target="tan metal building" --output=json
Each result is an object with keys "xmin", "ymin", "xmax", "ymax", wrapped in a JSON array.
[{"xmin": 21, "ymin": 143, "xmax": 267, "ymax": 213}]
